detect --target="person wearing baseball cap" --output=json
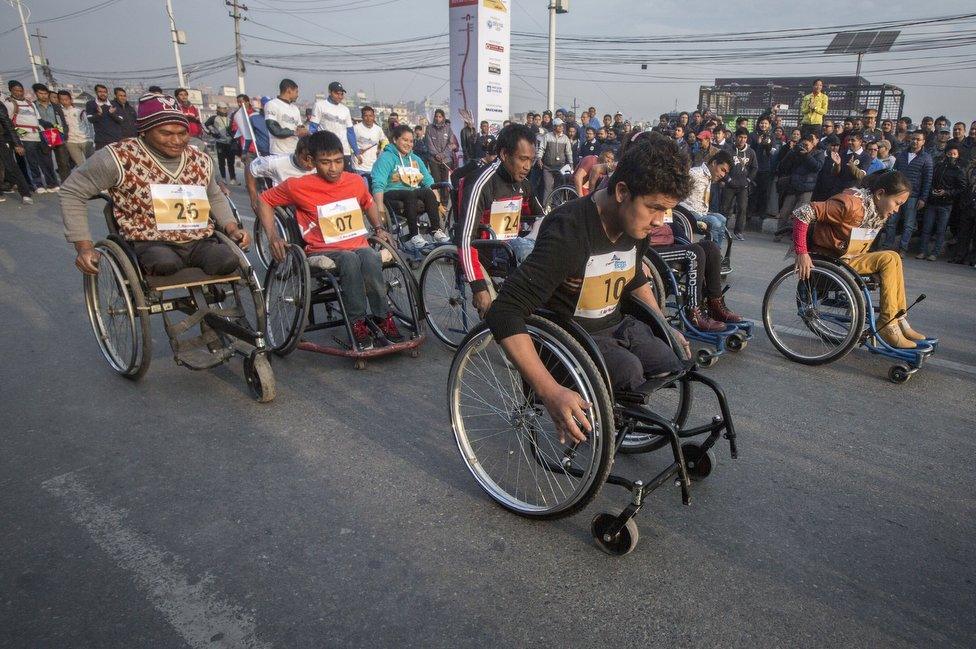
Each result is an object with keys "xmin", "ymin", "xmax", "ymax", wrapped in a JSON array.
[
  {"xmin": 205, "ymin": 100, "xmax": 239, "ymax": 185},
  {"xmin": 311, "ymin": 81, "xmax": 359, "ymax": 168},
  {"xmin": 59, "ymin": 92, "xmax": 250, "ymax": 277}
]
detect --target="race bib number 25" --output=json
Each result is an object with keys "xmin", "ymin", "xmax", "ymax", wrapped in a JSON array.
[{"xmin": 150, "ymin": 184, "xmax": 210, "ymax": 231}]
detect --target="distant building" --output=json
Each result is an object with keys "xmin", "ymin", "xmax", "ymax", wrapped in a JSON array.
[{"xmin": 698, "ymin": 76, "xmax": 905, "ymax": 126}]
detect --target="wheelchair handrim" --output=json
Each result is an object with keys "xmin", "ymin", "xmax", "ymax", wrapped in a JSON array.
[
  {"xmin": 84, "ymin": 250, "xmax": 139, "ymax": 373},
  {"xmin": 449, "ymin": 325, "xmax": 607, "ymax": 516}
]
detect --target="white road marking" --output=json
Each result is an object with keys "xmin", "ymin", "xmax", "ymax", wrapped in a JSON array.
[{"xmin": 41, "ymin": 471, "xmax": 270, "ymax": 649}]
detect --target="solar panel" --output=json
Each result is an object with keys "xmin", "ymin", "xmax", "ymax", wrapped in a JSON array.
[
  {"xmin": 824, "ymin": 30, "xmax": 899, "ymax": 54},
  {"xmin": 825, "ymin": 32, "xmax": 856, "ymax": 54},
  {"xmin": 871, "ymin": 31, "xmax": 900, "ymax": 53}
]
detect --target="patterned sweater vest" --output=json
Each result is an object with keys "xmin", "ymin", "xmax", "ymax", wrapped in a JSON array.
[{"xmin": 106, "ymin": 138, "xmax": 215, "ymax": 242}]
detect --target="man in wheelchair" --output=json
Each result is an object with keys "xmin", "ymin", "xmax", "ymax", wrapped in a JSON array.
[
  {"xmin": 60, "ymin": 92, "xmax": 250, "ymax": 276},
  {"xmin": 256, "ymin": 131, "xmax": 401, "ymax": 351},
  {"xmin": 679, "ymin": 149, "xmax": 733, "ymax": 253},
  {"xmin": 484, "ymin": 134, "xmax": 691, "ymax": 443},
  {"xmin": 791, "ymin": 170, "xmax": 929, "ymax": 349},
  {"xmin": 457, "ymin": 124, "xmax": 545, "ymax": 316},
  {"xmin": 371, "ymin": 124, "xmax": 451, "ymax": 248}
]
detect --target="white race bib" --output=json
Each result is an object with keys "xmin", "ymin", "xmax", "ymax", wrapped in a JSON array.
[
  {"xmin": 574, "ymin": 249, "xmax": 637, "ymax": 319},
  {"xmin": 396, "ymin": 165, "xmax": 423, "ymax": 188},
  {"xmin": 150, "ymin": 184, "xmax": 210, "ymax": 231},
  {"xmin": 488, "ymin": 198, "xmax": 521, "ymax": 240},
  {"xmin": 846, "ymin": 226, "xmax": 880, "ymax": 257},
  {"xmin": 316, "ymin": 198, "xmax": 367, "ymax": 244}
]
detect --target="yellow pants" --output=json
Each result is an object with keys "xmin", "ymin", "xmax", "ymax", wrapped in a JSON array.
[{"xmin": 845, "ymin": 250, "xmax": 906, "ymax": 325}]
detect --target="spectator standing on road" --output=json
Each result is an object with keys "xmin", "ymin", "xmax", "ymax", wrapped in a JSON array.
[
  {"xmin": 839, "ymin": 132, "xmax": 871, "ymax": 190},
  {"xmin": 878, "ymin": 140, "xmax": 896, "ymax": 170},
  {"xmin": 58, "ymin": 90, "xmax": 93, "ymax": 169},
  {"xmin": 205, "ymin": 102, "xmax": 238, "ymax": 185},
  {"xmin": 175, "ymin": 88, "xmax": 204, "ymax": 148},
  {"xmin": 800, "ymin": 79, "xmax": 828, "ymax": 137},
  {"xmin": 423, "ymin": 108, "xmax": 459, "ymax": 210},
  {"xmin": 722, "ymin": 128, "xmax": 757, "ymax": 240},
  {"xmin": 383, "ymin": 111, "xmax": 399, "ymax": 143},
  {"xmin": 311, "ymin": 81, "xmax": 359, "ymax": 169},
  {"xmin": 863, "ymin": 141, "xmax": 886, "ymax": 175},
  {"xmin": 0, "ymin": 99, "xmax": 32, "ymax": 203},
  {"xmin": 9, "ymin": 81, "xmax": 59, "ymax": 192},
  {"xmin": 264, "ymin": 79, "xmax": 307, "ymax": 155},
  {"xmin": 85, "ymin": 84, "xmax": 125, "ymax": 150},
  {"xmin": 112, "ymin": 88, "xmax": 137, "ymax": 139},
  {"xmin": 459, "ymin": 117, "xmax": 478, "ymax": 165},
  {"xmin": 950, "ymin": 158, "xmax": 976, "ymax": 265},
  {"xmin": 884, "ymin": 131, "xmax": 933, "ymax": 255},
  {"xmin": 31, "ymin": 83, "xmax": 70, "ymax": 183},
  {"xmin": 352, "ymin": 106, "xmax": 387, "ymax": 176},
  {"xmin": 948, "ymin": 122, "xmax": 971, "ymax": 167},
  {"xmin": 916, "ymin": 143, "xmax": 964, "ymax": 260},
  {"xmin": 774, "ymin": 132, "xmax": 826, "ymax": 241},
  {"xmin": 749, "ymin": 116, "xmax": 778, "ymax": 219},
  {"xmin": 812, "ymin": 135, "xmax": 843, "ymax": 202}
]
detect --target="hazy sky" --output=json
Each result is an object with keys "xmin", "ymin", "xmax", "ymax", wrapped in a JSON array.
[{"xmin": 1, "ymin": 0, "xmax": 974, "ymax": 122}]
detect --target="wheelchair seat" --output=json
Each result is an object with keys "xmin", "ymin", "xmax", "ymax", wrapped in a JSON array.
[{"xmin": 144, "ymin": 267, "xmax": 241, "ymax": 291}]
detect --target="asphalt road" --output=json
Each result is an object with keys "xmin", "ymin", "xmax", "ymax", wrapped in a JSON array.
[{"xmin": 1, "ymin": 189, "xmax": 974, "ymax": 648}]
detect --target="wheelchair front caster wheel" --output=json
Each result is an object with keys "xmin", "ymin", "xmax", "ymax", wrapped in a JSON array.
[
  {"xmin": 243, "ymin": 353, "xmax": 275, "ymax": 403},
  {"xmin": 681, "ymin": 442, "xmax": 716, "ymax": 480},
  {"xmin": 888, "ymin": 364, "xmax": 911, "ymax": 384},
  {"xmin": 591, "ymin": 512, "xmax": 639, "ymax": 556},
  {"xmin": 354, "ymin": 359, "xmax": 367, "ymax": 370},
  {"xmin": 696, "ymin": 349, "xmax": 718, "ymax": 368},
  {"xmin": 726, "ymin": 333, "xmax": 747, "ymax": 353}
]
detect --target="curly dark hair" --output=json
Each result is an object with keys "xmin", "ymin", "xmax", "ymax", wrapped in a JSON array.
[{"xmin": 607, "ymin": 131, "xmax": 691, "ymax": 201}]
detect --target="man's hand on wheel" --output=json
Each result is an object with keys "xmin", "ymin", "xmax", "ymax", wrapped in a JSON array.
[
  {"xmin": 74, "ymin": 241, "xmax": 101, "ymax": 275},
  {"xmin": 269, "ymin": 235, "xmax": 288, "ymax": 263},
  {"xmin": 795, "ymin": 252, "xmax": 813, "ymax": 280},
  {"xmin": 226, "ymin": 224, "xmax": 250, "ymax": 250},
  {"xmin": 539, "ymin": 384, "xmax": 592, "ymax": 444},
  {"xmin": 473, "ymin": 289, "xmax": 492, "ymax": 317},
  {"xmin": 670, "ymin": 326, "xmax": 691, "ymax": 359}
]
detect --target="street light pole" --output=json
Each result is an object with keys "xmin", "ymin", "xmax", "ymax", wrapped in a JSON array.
[
  {"xmin": 164, "ymin": 0, "xmax": 186, "ymax": 88},
  {"xmin": 226, "ymin": 0, "xmax": 248, "ymax": 94},
  {"xmin": 11, "ymin": 0, "xmax": 39, "ymax": 83},
  {"xmin": 547, "ymin": 1, "xmax": 556, "ymax": 113}
]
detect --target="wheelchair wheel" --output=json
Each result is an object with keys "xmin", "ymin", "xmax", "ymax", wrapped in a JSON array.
[
  {"xmin": 618, "ymin": 379, "xmax": 692, "ymax": 454},
  {"xmin": 253, "ymin": 213, "xmax": 288, "ymax": 269},
  {"xmin": 762, "ymin": 260, "xmax": 865, "ymax": 365},
  {"xmin": 376, "ymin": 239, "xmax": 419, "ymax": 328},
  {"xmin": 544, "ymin": 185, "xmax": 578, "ymax": 212},
  {"xmin": 449, "ymin": 317, "xmax": 615, "ymax": 519},
  {"xmin": 419, "ymin": 246, "xmax": 481, "ymax": 349},
  {"xmin": 84, "ymin": 240, "xmax": 152, "ymax": 380},
  {"xmin": 263, "ymin": 244, "xmax": 311, "ymax": 356}
]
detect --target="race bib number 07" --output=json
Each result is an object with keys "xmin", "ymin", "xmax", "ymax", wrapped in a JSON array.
[
  {"xmin": 317, "ymin": 198, "xmax": 367, "ymax": 243},
  {"xmin": 489, "ymin": 198, "xmax": 521, "ymax": 240},
  {"xmin": 574, "ymin": 249, "xmax": 637, "ymax": 319},
  {"xmin": 150, "ymin": 184, "xmax": 210, "ymax": 231}
]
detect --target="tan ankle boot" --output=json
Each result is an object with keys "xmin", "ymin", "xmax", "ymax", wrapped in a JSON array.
[
  {"xmin": 898, "ymin": 317, "xmax": 926, "ymax": 342},
  {"xmin": 879, "ymin": 323, "xmax": 917, "ymax": 349}
]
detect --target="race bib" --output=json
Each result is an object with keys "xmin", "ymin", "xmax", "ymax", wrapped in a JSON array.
[
  {"xmin": 846, "ymin": 226, "xmax": 879, "ymax": 257},
  {"xmin": 150, "ymin": 184, "xmax": 210, "ymax": 231},
  {"xmin": 317, "ymin": 198, "xmax": 367, "ymax": 244},
  {"xmin": 396, "ymin": 165, "xmax": 423, "ymax": 188},
  {"xmin": 489, "ymin": 198, "xmax": 521, "ymax": 240},
  {"xmin": 574, "ymin": 249, "xmax": 636, "ymax": 319},
  {"xmin": 663, "ymin": 208, "xmax": 673, "ymax": 224}
]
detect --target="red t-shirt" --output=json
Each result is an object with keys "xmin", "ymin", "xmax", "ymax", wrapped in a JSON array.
[
  {"xmin": 260, "ymin": 172, "xmax": 374, "ymax": 253},
  {"xmin": 180, "ymin": 104, "xmax": 203, "ymax": 138}
]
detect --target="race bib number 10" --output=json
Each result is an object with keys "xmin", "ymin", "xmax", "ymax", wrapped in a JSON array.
[
  {"xmin": 574, "ymin": 249, "xmax": 637, "ymax": 319},
  {"xmin": 150, "ymin": 184, "xmax": 211, "ymax": 231},
  {"xmin": 489, "ymin": 198, "xmax": 521, "ymax": 240},
  {"xmin": 317, "ymin": 198, "xmax": 367, "ymax": 243}
]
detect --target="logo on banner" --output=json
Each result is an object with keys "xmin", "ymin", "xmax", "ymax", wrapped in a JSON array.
[
  {"xmin": 486, "ymin": 82, "xmax": 503, "ymax": 94},
  {"xmin": 485, "ymin": 42, "xmax": 504, "ymax": 53},
  {"xmin": 486, "ymin": 16, "xmax": 504, "ymax": 31},
  {"xmin": 488, "ymin": 63, "xmax": 502, "ymax": 75},
  {"xmin": 484, "ymin": 104, "xmax": 504, "ymax": 114},
  {"xmin": 483, "ymin": 0, "xmax": 508, "ymax": 12}
]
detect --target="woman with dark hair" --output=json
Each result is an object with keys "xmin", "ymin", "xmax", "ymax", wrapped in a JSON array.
[{"xmin": 791, "ymin": 170, "xmax": 928, "ymax": 349}]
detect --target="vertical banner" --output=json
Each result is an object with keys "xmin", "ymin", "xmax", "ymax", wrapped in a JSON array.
[{"xmin": 449, "ymin": 0, "xmax": 510, "ymax": 152}]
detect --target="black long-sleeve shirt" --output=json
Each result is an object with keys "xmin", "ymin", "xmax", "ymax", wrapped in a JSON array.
[{"xmin": 485, "ymin": 194, "xmax": 648, "ymax": 340}]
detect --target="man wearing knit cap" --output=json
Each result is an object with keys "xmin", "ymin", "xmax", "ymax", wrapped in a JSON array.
[{"xmin": 59, "ymin": 93, "xmax": 250, "ymax": 277}]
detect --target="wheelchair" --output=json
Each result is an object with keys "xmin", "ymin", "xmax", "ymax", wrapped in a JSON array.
[
  {"xmin": 542, "ymin": 165, "xmax": 577, "ymax": 212},
  {"xmin": 762, "ymin": 246, "xmax": 938, "ymax": 384},
  {"xmin": 447, "ymin": 297, "xmax": 738, "ymax": 555},
  {"xmin": 83, "ymin": 195, "xmax": 275, "ymax": 401},
  {"xmin": 670, "ymin": 204, "xmax": 735, "ymax": 277},
  {"xmin": 644, "ymin": 211, "xmax": 753, "ymax": 367},
  {"xmin": 383, "ymin": 181, "xmax": 454, "ymax": 266},
  {"xmin": 262, "ymin": 234, "xmax": 425, "ymax": 369}
]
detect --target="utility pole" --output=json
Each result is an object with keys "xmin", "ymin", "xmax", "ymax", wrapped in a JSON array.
[
  {"xmin": 546, "ymin": 0, "xmax": 568, "ymax": 114},
  {"xmin": 164, "ymin": 0, "xmax": 187, "ymax": 88},
  {"xmin": 226, "ymin": 0, "xmax": 248, "ymax": 94},
  {"xmin": 11, "ymin": 0, "xmax": 39, "ymax": 83},
  {"xmin": 31, "ymin": 28, "xmax": 55, "ymax": 86}
]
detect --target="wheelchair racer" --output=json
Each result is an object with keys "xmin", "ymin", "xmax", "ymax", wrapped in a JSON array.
[
  {"xmin": 60, "ymin": 92, "xmax": 250, "ymax": 276},
  {"xmin": 244, "ymin": 134, "xmax": 314, "ymax": 214},
  {"xmin": 485, "ymin": 134, "xmax": 691, "ymax": 443},
  {"xmin": 792, "ymin": 170, "xmax": 928, "ymax": 349},
  {"xmin": 256, "ymin": 131, "xmax": 402, "ymax": 351},
  {"xmin": 456, "ymin": 124, "xmax": 545, "ymax": 316}
]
